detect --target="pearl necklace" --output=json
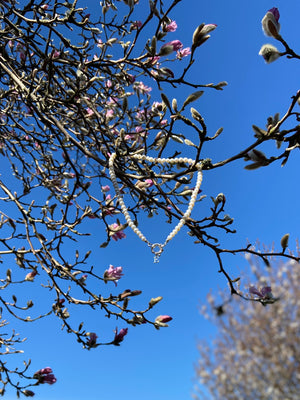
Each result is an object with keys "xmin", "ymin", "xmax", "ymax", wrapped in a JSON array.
[{"xmin": 108, "ymin": 153, "xmax": 203, "ymax": 263}]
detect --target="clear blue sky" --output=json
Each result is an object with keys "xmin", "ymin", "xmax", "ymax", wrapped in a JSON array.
[{"xmin": 3, "ymin": 1, "xmax": 300, "ymax": 399}]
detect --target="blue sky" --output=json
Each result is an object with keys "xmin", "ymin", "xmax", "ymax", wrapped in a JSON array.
[{"xmin": 2, "ymin": 0, "xmax": 300, "ymax": 399}]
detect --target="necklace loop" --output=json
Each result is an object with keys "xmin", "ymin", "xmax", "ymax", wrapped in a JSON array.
[
  {"xmin": 149, "ymin": 243, "xmax": 164, "ymax": 263},
  {"xmin": 108, "ymin": 153, "xmax": 203, "ymax": 263}
]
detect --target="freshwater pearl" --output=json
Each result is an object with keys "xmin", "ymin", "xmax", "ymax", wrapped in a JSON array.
[{"xmin": 109, "ymin": 153, "xmax": 203, "ymax": 262}]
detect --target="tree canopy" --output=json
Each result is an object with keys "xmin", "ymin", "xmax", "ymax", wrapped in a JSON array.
[{"xmin": 0, "ymin": 0, "xmax": 299, "ymax": 396}]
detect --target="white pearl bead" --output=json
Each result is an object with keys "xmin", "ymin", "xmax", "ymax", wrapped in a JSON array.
[{"xmin": 109, "ymin": 152, "xmax": 203, "ymax": 259}]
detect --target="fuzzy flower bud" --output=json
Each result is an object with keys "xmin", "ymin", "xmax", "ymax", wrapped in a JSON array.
[
  {"xmin": 259, "ymin": 44, "xmax": 281, "ymax": 63},
  {"xmin": 192, "ymin": 23, "xmax": 217, "ymax": 50},
  {"xmin": 149, "ymin": 296, "xmax": 163, "ymax": 308},
  {"xmin": 262, "ymin": 7, "xmax": 280, "ymax": 38},
  {"xmin": 280, "ymin": 233, "xmax": 290, "ymax": 250}
]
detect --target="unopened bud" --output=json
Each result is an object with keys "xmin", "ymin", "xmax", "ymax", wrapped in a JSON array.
[
  {"xmin": 23, "ymin": 390, "xmax": 35, "ymax": 397},
  {"xmin": 259, "ymin": 44, "xmax": 281, "ymax": 64},
  {"xmin": 261, "ymin": 8, "xmax": 280, "ymax": 38},
  {"xmin": 155, "ymin": 315, "xmax": 172, "ymax": 324},
  {"xmin": 280, "ymin": 233, "xmax": 290, "ymax": 250},
  {"xmin": 149, "ymin": 296, "xmax": 163, "ymax": 308},
  {"xmin": 215, "ymin": 193, "xmax": 225, "ymax": 206},
  {"xmin": 158, "ymin": 45, "xmax": 174, "ymax": 56}
]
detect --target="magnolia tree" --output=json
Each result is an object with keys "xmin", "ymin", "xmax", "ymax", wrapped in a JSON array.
[
  {"xmin": 0, "ymin": 0, "xmax": 299, "ymax": 396},
  {"xmin": 195, "ymin": 253, "xmax": 300, "ymax": 400}
]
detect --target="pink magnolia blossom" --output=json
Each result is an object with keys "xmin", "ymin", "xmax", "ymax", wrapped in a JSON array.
[
  {"xmin": 101, "ymin": 185, "xmax": 110, "ymax": 192},
  {"xmin": 112, "ymin": 128, "xmax": 120, "ymax": 136},
  {"xmin": 103, "ymin": 194, "xmax": 117, "ymax": 216},
  {"xmin": 37, "ymin": 367, "xmax": 52, "ymax": 375},
  {"xmin": 124, "ymin": 133, "xmax": 135, "ymax": 141},
  {"xmin": 104, "ymin": 265, "xmax": 123, "ymax": 286},
  {"xmin": 97, "ymin": 39, "xmax": 104, "ymax": 48},
  {"xmin": 135, "ymin": 108, "xmax": 152, "ymax": 122},
  {"xmin": 135, "ymin": 179, "xmax": 154, "ymax": 191},
  {"xmin": 42, "ymin": 374, "xmax": 57, "ymax": 385},
  {"xmin": 86, "ymin": 107, "xmax": 94, "ymax": 117},
  {"xmin": 113, "ymin": 327, "xmax": 128, "ymax": 345},
  {"xmin": 131, "ymin": 20, "xmax": 142, "ymax": 29},
  {"xmin": 147, "ymin": 56, "xmax": 160, "ymax": 65},
  {"xmin": 34, "ymin": 367, "xmax": 57, "ymax": 385},
  {"xmin": 107, "ymin": 96, "xmax": 118, "ymax": 105},
  {"xmin": 87, "ymin": 332, "xmax": 98, "ymax": 346},
  {"xmin": 177, "ymin": 47, "xmax": 191, "ymax": 59},
  {"xmin": 164, "ymin": 20, "xmax": 177, "ymax": 32},
  {"xmin": 134, "ymin": 81, "xmax": 152, "ymax": 95},
  {"xmin": 25, "ymin": 270, "xmax": 37, "ymax": 281},
  {"xmin": 109, "ymin": 223, "xmax": 126, "ymax": 241},
  {"xmin": 144, "ymin": 179, "xmax": 154, "ymax": 186},
  {"xmin": 135, "ymin": 126, "xmax": 145, "ymax": 134},
  {"xmin": 249, "ymin": 285, "xmax": 273, "ymax": 300},
  {"xmin": 52, "ymin": 50, "xmax": 60, "ymax": 59},
  {"xmin": 105, "ymin": 109, "xmax": 114, "ymax": 119},
  {"xmin": 161, "ymin": 39, "xmax": 183, "ymax": 52}
]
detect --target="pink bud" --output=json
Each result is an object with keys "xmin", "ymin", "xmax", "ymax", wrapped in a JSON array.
[
  {"xmin": 113, "ymin": 327, "xmax": 128, "ymax": 345},
  {"xmin": 155, "ymin": 315, "xmax": 173, "ymax": 323},
  {"xmin": 52, "ymin": 50, "xmax": 60, "ymax": 59},
  {"xmin": 161, "ymin": 40, "xmax": 183, "ymax": 52},
  {"xmin": 25, "ymin": 270, "xmax": 37, "ymax": 281},
  {"xmin": 87, "ymin": 332, "xmax": 98, "ymax": 346}
]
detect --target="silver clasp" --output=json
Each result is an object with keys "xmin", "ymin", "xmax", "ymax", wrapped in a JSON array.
[{"xmin": 150, "ymin": 243, "xmax": 164, "ymax": 263}]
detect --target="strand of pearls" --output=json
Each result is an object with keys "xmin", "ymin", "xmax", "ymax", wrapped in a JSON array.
[{"xmin": 108, "ymin": 153, "xmax": 203, "ymax": 263}]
